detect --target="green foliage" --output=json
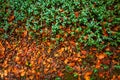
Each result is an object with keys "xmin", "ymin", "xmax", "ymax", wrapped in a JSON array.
[
  {"xmin": 0, "ymin": 0, "xmax": 120, "ymax": 50},
  {"xmin": 105, "ymin": 51, "xmax": 113, "ymax": 56},
  {"xmin": 73, "ymin": 72, "xmax": 78, "ymax": 78},
  {"xmin": 55, "ymin": 77, "xmax": 61, "ymax": 80},
  {"xmin": 65, "ymin": 65, "xmax": 74, "ymax": 72},
  {"xmin": 114, "ymin": 64, "xmax": 120, "ymax": 69}
]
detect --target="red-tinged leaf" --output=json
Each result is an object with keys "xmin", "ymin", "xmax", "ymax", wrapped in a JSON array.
[
  {"xmin": 95, "ymin": 60, "xmax": 101, "ymax": 69},
  {"xmin": 0, "ymin": 28, "xmax": 4, "ymax": 32},
  {"xmin": 103, "ymin": 27, "xmax": 108, "ymax": 36},
  {"xmin": 74, "ymin": 66, "xmax": 80, "ymax": 71},
  {"xmin": 70, "ymin": 41, "xmax": 76, "ymax": 46},
  {"xmin": 103, "ymin": 60, "xmax": 110, "ymax": 65},
  {"xmin": 118, "ymin": 75, "xmax": 120, "ymax": 79},
  {"xmin": 98, "ymin": 72, "xmax": 104, "ymax": 78},
  {"xmin": 22, "ymin": 30, "xmax": 28, "ymax": 37},
  {"xmin": 44, "ymin": 68, "xmax": 49, "ymax": 74},
  {"xmin": 91, "ymin": 47, "xmax": 97, "ymax": 51},
  {"xmin": 69, "ymin": 62, "xmax": 75, "ymax": 67},
  {"xmin": 58, "ymin": 71, "xmax": 64, "ymax": 77},
  {"xmin": 81, "ymin": 50, "xmax": 87, "ymax": 55},
  {"xmin": 97, "ymin": 53, "xmax": 106, "ymax": 60},
  {"xmin": 74, "ymin": 12, "xmax": 79, "ymax": 18}
]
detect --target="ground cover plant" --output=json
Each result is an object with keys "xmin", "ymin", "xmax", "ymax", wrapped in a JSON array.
[{"xmin": 0, "ymin": 0, "xmax": 120, "ymax": 80}]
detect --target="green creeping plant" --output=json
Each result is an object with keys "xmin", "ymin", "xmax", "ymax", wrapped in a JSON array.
[{"xmin": 0, "ymin": 0, "xmax": 120, "ymax": 50}]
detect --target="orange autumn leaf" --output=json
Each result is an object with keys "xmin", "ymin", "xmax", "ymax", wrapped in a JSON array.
[
  {"xmin": 69, "ymin": 62, "xmax": 75, "ymax": 67},
  {"xmin": 22, "ymin": 30, "xmax": 28, "ymax": 37},
  {"xmin": 20, "ymin": 70, "xmax": 25, "ymax": 76},
  {"xmin": 5, "ymin": 41, "xmax": 11, "ymax": 48},
  {"xmin": 0, "ymin": 41, "xmax": 5, "ymax": 58},
  {"xmin": 98, "ymin": 72, "xmax": 104, "ymax": 78},
  {"xmin": 70, "ymin": 41, "xmax": 76, "ymax": 46},
  {"xmin": 59, "ymin": 9, "xmax": 64, "ymax": 12},
  {"xmin": 81, "ymin": 50, "xmax": 87, "ymax": 55},
  {"xmin": 60, "ymin": 25, "xmax": 63, "ymax": 29},
  {"xmin": 95, "ymin": 60, "xmax": 101, "ymax": 69},
  {"xmin": 8, "ymin": 15, "xmax": 15, "ymax": 22},
  {"xmin": 44, "ymin": 68, "xmax": 49, "ymax": 74},
  {"xmin": 103, "ymin": 27, "xmax": 108, "ymax": 36},
  {"xmin": 14, "ymin": 56, "xmax": 20, "ymax": 62},
  {"xmin": 97, "ymin": 53, "xmax": 106, "ymax": 60},
  {"xmin": 91, "ymin": 47, "xmax": 97, "ymax": 51},
  {"xmin": 64, "ymin": 59, "xmax": 69, "ymax": 64},
  {"xmin": 84, "ymin": 71, "xmax": 92, "ymax": 80},
  {"xmin": 47, "ymin": 48, "xmax": 51, "ymax": 53},
  {"xmin": 74, "ymin": 12, "xmax": 79, "ymax": 18},
  {"xmin": 58, "ymin": 71, "xmax": 64, "ymax": 77},
  {"xmin": 58, "ymin": 47, "xmax": 64, "ymax": 54}
]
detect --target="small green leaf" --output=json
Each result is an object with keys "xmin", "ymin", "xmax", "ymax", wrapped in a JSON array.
[
  {"xmin": 55, "ymin": 77, "xmax": 61, "ymax": 80},
  {"xmin": 73, "ymin": 72, "xmax": 78, "ymax": 78},
  {"xmin": 105, "ymin": 51, "xmax": 113, "ymax": 56}
]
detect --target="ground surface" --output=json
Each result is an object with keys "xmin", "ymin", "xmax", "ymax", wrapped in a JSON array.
[{"xmin": 0, "ymin": 35, "xmax": 120, "ymax": 80}]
